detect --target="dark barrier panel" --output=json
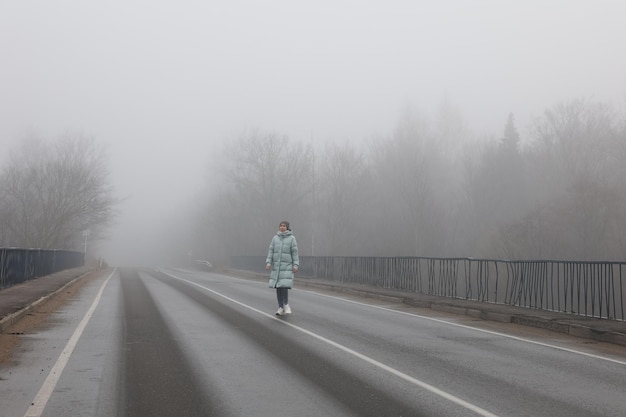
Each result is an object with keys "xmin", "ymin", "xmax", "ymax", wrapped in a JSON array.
[
  {"xmin": 230, "ymin": 255, "xmax": 626, "ymax": 321},
  {"xmin": 0, "ymin": 248, "xmax": 85, "ymax": 289}
]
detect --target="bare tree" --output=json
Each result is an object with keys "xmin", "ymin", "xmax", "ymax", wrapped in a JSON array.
[
  {"xmin": 507, "ymin": 99, "xmax": 625, "ymax": 259},
  {"xmin": 316, "ymin": 142, "xmax": 370, "ymax": 255},
  {"xmin": 201, "ymin": 129, "xmax": 314, "ymax": 257},
  {"xmin": 368, "ymin": 109, "xmax": 440, "ymax": 256},
  {"xmin": 0, "ymin": 132, "xmax": 117, "ymax": 250}
]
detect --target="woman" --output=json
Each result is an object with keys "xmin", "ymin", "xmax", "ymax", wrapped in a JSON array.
[{"xmin": 265, "ymin": 221, "xmax": 299, "ymax": 316}]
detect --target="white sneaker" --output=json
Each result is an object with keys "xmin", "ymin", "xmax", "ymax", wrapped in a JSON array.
[
  {"xmin": 275, "ymin": 307, "xmax": 284, "ymax": 316},
  {"xmin": 283, "ymin": 304, "xmax": 292, "ymax": 315}
]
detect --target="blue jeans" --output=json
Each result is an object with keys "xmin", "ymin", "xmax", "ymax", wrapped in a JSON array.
[{"xmin": 276, "ymin": 288, "xmax": 289, "ymax": 307}]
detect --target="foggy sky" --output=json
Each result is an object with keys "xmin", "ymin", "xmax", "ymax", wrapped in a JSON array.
[{"xmin": 1, "ymin": 1, "xmax": 625, "ymax": 265}]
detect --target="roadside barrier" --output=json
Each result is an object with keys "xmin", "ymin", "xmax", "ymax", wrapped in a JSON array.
[
  {"xmin": 231, "ymin": 255, "xmax": 625, "ymax": 321},
  {"xmin": 0, "ymin": 248, "xmax": 85, "ymax": 289}
]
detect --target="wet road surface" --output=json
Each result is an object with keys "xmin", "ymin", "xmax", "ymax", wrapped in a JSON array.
[{"xmin": 2, "ymin": 267, "xmax": 626, "ymax": 417}]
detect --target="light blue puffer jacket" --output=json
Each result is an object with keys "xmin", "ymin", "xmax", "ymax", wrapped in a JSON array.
[{"xmin": 266, "ymin": 230, "xmax": 299, "ymax": 289}]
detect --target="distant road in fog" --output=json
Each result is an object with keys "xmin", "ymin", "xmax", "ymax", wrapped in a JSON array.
[{"xmin": 4, "ymin": 268, "xmax": 626, "ymax": 417}]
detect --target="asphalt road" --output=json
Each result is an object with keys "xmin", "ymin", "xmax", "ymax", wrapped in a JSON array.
[{"xmin": 2, "ymin": 267, "xmax": 626, "ymax": 417}]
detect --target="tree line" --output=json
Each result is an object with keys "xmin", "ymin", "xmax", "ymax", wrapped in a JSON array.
[
  {"xmin": 1, "ymin": 97, "xmax": 624, "ymax": 265},
  {"xmin": 0, "ymin": 133, "xmax": 117, "ymax": 252},
  {"xmin": 192, "ymin": 98, "xmax": 626, "ymax": 265}
]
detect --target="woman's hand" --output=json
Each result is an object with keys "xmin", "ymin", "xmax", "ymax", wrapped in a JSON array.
[
  {"xmin": 293, "ymin": 266, "xmax": 298, "ymax": 273},
  {"xmin": 266, "ymin": 263, "xmax": 271, "ymax": 271}
]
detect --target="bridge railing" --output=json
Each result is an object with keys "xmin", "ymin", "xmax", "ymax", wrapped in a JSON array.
[
  {"xmin": 230, "ymin": 256, "xmax": 625, "ymax": 321},
  {"xmin": 0, "ymin": 248, "xmax": 85, "ymax": 289}
]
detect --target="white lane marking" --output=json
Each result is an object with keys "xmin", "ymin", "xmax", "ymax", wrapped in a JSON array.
[
  {"xmin": 23, "ymin": 269, "xmax": 116, "ymax": 417},
  {"xmin": 182, "ymin": 270, "xmax": 626, "ymax": 366},
  {"xmin": 162, "ymin": 271, "xmax": 500, "ymax": 417},
  {"xmin": 301, "ymin": 290, "xmax": 626, "ymax": 366}
]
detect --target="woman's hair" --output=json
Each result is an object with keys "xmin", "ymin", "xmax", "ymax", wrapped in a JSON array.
[{"xmin": 280, "ymin": 221, "xmax": 290, "ymax": 230}]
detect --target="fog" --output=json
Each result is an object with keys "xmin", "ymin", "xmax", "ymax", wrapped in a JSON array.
[{"xmin": 1, "ymin": 1, "xmax": 625, "ymax": 266}]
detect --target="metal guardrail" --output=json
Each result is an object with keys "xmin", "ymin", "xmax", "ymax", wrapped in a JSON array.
[
  {"xmin": 231, "ymin": 255, "xmax": 625, "ymax": 321},
  {"xmin": 0, "ymin": 248, "xmax": 85, "ymax": 289}
]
